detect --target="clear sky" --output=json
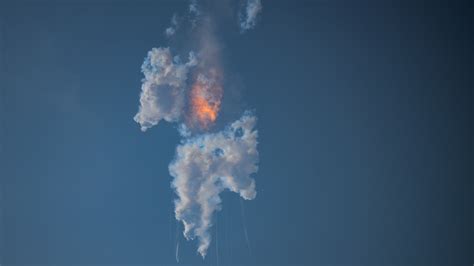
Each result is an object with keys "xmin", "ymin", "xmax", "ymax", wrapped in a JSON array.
[{"xmin": 0, "ymin": 0, "xmax": 472, "ymax": 265}]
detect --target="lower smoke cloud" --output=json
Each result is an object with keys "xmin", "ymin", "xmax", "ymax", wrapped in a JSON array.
[{"xmin": 170, "ymin": 112, "xmax": 258, "ymax": 257}]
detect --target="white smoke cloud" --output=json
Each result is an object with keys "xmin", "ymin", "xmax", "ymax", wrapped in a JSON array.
[
  {"xmin": 134, "ymin": 47, "xmax": 197, "ymax": 131},
  {"xmin": 165, "ymin": 14, "xmax": 179, "ymax": 37},
  {"xmin": 240, "ymin": 0, "xmax": 262, "ymax": 32},
  {"xmin": 169, "ymin": 112, "xmax": 259, "ymax": 257}
]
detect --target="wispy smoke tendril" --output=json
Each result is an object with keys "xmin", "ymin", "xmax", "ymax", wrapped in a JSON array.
[
  {"xmin": 165, "ymin": 14, "xmax": 179, "ymax": 37},
  {"xmin": 240, "ymin": 0, "xmax": 263, "ymax": 32}
]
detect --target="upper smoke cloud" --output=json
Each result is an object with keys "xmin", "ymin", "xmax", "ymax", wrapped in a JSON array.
[
  {"xmin": 169, "ymin": 112, "xmax": 258, "ymax": 257},
  {"xmin": 240, "ymin": 0, "xmax": 262, "ymax": 32},
  {"xmin": 134, "ymin": 48, "xmax": 197, "ymax": 131}
]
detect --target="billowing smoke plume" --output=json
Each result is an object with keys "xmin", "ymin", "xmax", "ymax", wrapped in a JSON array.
[
  {"xmin": 240, "ymin": 0, "xmax": 263, "ymax": 32},
  {"xmin": 170, "ymin": 112, "xmax": 258, "ymax": 257},
  {"xmin": 134, "ymin": 48, "xmax": 197, "ymax": 131},
  {"xmin": 134, "ymin": 0, "xmax": 262, "ymax": 258}
]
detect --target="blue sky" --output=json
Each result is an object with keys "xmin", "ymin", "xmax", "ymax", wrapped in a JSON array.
[{"xmin": 0, "ymin": 0, "xmax": 472, "ymax": 265}]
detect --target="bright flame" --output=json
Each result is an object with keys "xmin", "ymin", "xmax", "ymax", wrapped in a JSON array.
[
  {"xmin": 192, "ymin": 95, "xmax": 219, "ymax": 124},
  {"xmin": 189, "ymin": 72, "xmax": 222, "ymax": 130}
]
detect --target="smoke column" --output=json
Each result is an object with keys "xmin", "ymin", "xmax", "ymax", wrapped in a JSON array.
[{"xmin": 134, "ymin": 0, "xmax": 262, "ymax": 258}]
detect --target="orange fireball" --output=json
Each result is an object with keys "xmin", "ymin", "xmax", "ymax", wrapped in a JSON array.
[{"xmin": 188, "ymin": 72, "xmax": 222, "ymax": 130}]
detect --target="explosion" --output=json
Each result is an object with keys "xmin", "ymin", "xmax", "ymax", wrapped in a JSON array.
[
  {"xmin": 188, "ymin": 71, "xmax": 222, "ymax": 130},
  {"xmin": 133, "ymin": 0, "xmax": 263, "ymax": 259}
]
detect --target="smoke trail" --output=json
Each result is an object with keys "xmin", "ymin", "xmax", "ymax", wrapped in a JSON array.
[
  {"xmin": 169, "ymin": 207, "xmax": 173, "ymax": 243},
  {"xmin": 216, "ymin": 213, "xmax": 219, "ymax": 266},
  {"xmin": 175, "ymin": 241, "xmax": 180, "ymax": 263},
  {"xmin": 175, "ymin": 220, "xmax": 180, "ymax": 263},
  {"xmin": 240, "ymin": 0, "xmax": 263, "ymax": 32},
  {"xmin": 134, "ymin": 0, "xmax": 263, "ymax": 258},
  {"xmin": 240, "ymin": 197, "xmax": 251, "ymax": 255}
]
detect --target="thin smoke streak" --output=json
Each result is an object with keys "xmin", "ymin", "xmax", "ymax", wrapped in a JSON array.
[
  {"xmin": 175, "ymin": 220, "xmax": 180, "ymax": 263},
  {"xmin": 175, "ymin": 242, "xmax": 180, "ymax": 263},
  {"xmin": 227, "ymin": 206, "xmax": 231, "ymax": 263},
  {"xmin": 216, "ymin": 214, "xmax": 219, "ymax": 266},
  {"xmin": 0, "ymin": 14, "xmax": 9, "ymax": 265},
  {"xmin": 240, "ymin": 197, "xmax": 251, "ymax": 255},
  {"xmin": 223, "ymin": 206, "xmax": 227, "ymax": 264},
  {"xmin": 169, "ymin": 207, "xmax": 172, "ymax": 243},
  {"xmin": 228, "ymin": 198, "xmax": 232, "ymax": 261}
]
